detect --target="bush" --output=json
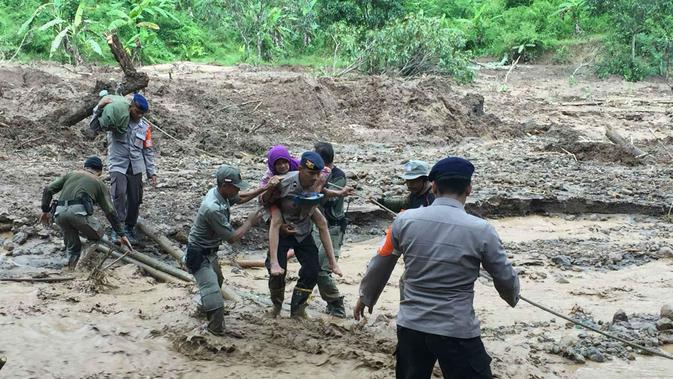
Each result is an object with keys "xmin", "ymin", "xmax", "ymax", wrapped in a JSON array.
[{"xmin": 356, "ymin": 13, "xmax": 474, "ymax": 82}]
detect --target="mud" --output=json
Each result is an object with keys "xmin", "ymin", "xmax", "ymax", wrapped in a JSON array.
[{"xmin": 2, "ymin": 62, "xmax": 673, "ymax": 377}]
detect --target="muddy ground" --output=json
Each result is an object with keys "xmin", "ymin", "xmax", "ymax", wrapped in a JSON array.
[{"xmin": 1, "ymin": 61, "xmax": 673, "ymax": 378}]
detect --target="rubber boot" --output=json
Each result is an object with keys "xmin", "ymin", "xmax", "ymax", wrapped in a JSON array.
[
  {"xmin": 267, "ymin": 276, "xmax": 285, "ymax": 318},
  {"xmin": 326, "ymin": 297, "xmax": 347, "ymax": 318},
  {"xmin": 67, "ymin": 253, "xmax": 81, "ymax": 270},
  {"xmin": 290, "ymin": 287, "xmax": 312, "ymax": 319},
  {"xmin": 206, "ymin": 307, "xmax": 226, "ymax": 336}
]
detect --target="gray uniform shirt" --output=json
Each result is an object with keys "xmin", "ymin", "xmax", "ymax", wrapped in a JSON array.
[
  {"xmin": 188, "ymin": 187, "xmax": 239, "ymax": 249},
  {"xmin": 277, "ymin": 171, "xmax": 317, "ymax": 242},
  {"xmin": 107, "ymin": 117, "xmax": 157, "ymax": 177},
  {"xmin": 359, "ymin": 197, "xmax": 519, "ymax": 338}
]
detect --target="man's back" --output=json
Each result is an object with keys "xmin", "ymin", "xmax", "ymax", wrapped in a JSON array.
[{"xmin": 392, "ymin": 197, "xmax": 519, "ymax": 339}]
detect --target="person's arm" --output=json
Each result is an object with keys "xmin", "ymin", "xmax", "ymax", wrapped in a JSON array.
[
  {"xmin": 378, "ymin": 195, "xmax": 409, "ymax": 213},
  {"xmin": 209, "ymin": 206, "xmax": 263, "ymax": 244},
  {"xmin": 268, "ymin": 206, "xmax": 285, "ymax": 276},
  {"xmin": 239, "ymin": 176, "xmax": 280, "ymax": 204},
  {"xmin": 353, "ymin": 222, "xmax": 401, "ymax": 320},
  {"xmin": 39, "ymin": 174, "xmax": 68, "ymax": 225},
  {"xmin": 141, "ymin": 120, "xmax": 157, "ymax": 187},
  {"xmin": 481, "ymin": 224, "xmax": 520, "ymax": 307},
  {"xmin": 311, "ymin": 209, "xmax": 342, "ymax": 276},
  {"xmin": 322, "ymin": 186, "xmax": 354, "ymax": 198}
]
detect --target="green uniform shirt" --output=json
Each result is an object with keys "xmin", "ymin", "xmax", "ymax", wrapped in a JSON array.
[
  {"xmin": 321, "ymin": 166, "xmax": 347, "ymax": 225},
  {"xmin": 188, "ymin": 187, "xmax": 240, "ymax": 249},
  {"xmin": 44, "ymin": 170, "xmax": 124, "ymax": 235},
  {"xmin": 380, "ymin": 185, "xmax": 435, "ymax": 213}
]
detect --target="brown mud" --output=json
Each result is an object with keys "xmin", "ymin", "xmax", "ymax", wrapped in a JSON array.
[{"xmin": 1, "ymin": 62, "xmax": 673, "ymax": 378}]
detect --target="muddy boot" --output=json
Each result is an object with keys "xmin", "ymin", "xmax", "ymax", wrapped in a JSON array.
[
  {"xmin": 290, "ymin": 287, "xmax": 312, "ymax": 319},
  {"xmin": 206, "ymin": 307, "xmax": 226, "ymax": 336},
  {"xmin": 267, "ymin": 288, "xmax": 284, "ymax": 318},
  {"xmin": 67, "ymin": 253, "xmax": 81, "ymax": 270},
  {"xmin": 326, "ymin": 297, "xmax": 346, "ymax": 318}
]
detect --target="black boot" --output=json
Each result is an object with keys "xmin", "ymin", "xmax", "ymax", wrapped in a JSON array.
[
  {"xmin": 268, "ymin": 276, "xmax": 286, "ymax": 318},
  {"xmin": 326, "ymin": 297, "xmax": 346, "ymax": 318},
  {"xmin": 67, "ymin": 253, "xmax": 81, "ymax": 270},
  {"xmin": 290, "ymin": 287, "xmax": 312, "ymax": 319},
  {"xmin": 206, "ymin": 307, "xmax": 225, "ymax": 336}
]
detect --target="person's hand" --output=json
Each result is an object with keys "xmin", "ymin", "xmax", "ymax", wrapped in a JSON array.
[
  {"xmin": 38, "ymin": 212, "xmax": 50, "ymax": 226},
  {"xmin": 329, "ymin": 261, "xmax": 343, "ymax": 277},
  {"xmin": 267, "ymin": 175, "xmax": 281, "ymax": 188},
  {"xmin": 353, "ymin": 298, "xmax": 373, "ymax": 321},
  {"xmin": 98, "ymin": 96, "xmax": 112, "ymax": 108},
  {"xmin": 280, "ymin": 223, "xmax": 297, "ymax": 236},
  {"xmin": 270, "ymin": 261, "xmax": 285, "ymax": 276},
  {"xmin": 339, "ymin": 186, "xmax": 355, "ymax": 197},
  {"xmin": 150, "ymin": 175, "xmax": 157, "ymax": 189},
  {"xmin": 119, "ymin": 236, "xmax": 134, "ymax": 251}
]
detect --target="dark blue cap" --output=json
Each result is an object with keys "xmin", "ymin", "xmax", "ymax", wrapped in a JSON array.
[
  {"xmin": 300, "ymin": 151, "xmax": 325, "ymax": 171},
  {"xmin": 429, "ymin": 157, "xmax": 474, "ymax": 181},
  {"xmin": 84, "ymin": 155, "xmax": 103, "ymax": 171},
  {"xmin": 133, "ymin": 93, "xmax": 149, "ymax": 112}
]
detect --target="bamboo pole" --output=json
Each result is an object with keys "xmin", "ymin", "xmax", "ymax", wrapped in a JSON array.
[
  {"xmin": 98, "ymin": 239, "xmax": 192, "ymax": 282},
  {"xmin": 95, "ymin": 244, "xmax": 182, "ymax": 284}
]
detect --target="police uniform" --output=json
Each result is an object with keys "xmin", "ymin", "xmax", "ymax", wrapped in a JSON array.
[
  {"xmin": 312, "ymin": 165, "xmax": 348, "ymax": 317},
  {"xmin": 264, "ymin": 152, "xmax": 325, "ymax": 318},
  {"xmin": 358, "ymin": 157, "xmax": 520, "ymax": 379},
  {"xmin": 41, "ymin": 156, "xmax": 126, "ymax": 267},
  {"xmin": 184, "ymin": 165, "xmax": 247, "ymax": 335},
  {"xmin": 89, "ymin": 94, "xmax": 156, "ymax": 238}
]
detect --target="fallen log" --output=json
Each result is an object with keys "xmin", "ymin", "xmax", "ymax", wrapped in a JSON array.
[
  {"xmin": 137, "ymin": 220, "xmax": 184, "ymax": 263},
  {"xmin": 605, "ymin": 126, "xmax": 648, "ymax": 159},
  {"xmin": 236, "ymin": 259, "xmax": 266, "ymax": 268},
  {"xmin": 99, "ymin": 238, "xmax": 191, "ymax": 282},
  {"xmin": 95, "ymin": 244, "xmax": 182, "ymax": 284},
  {"xmin": 0, "ymin": 276, "xmax": 75, "ymax": 283},
  {"xmin": 43, "ymin": 33, "xmax": 149, "ymax": 127}
]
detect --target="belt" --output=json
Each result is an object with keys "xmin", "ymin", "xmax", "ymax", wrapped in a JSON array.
[
  {"xmin": 187, "ymin": 244, "xmax": 218, "ymax": 255},
  {"xmin": 57, "ymin": 199, "xmax": 84, "ymax": 206}
]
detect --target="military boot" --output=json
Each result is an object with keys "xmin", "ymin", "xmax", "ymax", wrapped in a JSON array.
[
  {"xmin": 326, "ymin": 297, "xmax": 347, "ymax": 318},
  {"xmin": 290, "ymin": 287, "xmax": 312, "ymax": 319}
]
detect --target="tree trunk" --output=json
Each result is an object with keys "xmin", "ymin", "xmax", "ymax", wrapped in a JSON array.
[
  {"xmin": 605, "ymin": 126, "xmax": 647, "ymax": 160},
  {"xmin": 42, "ymin": 33, "xmax": 149, "ymax": 127},
  {"xmin": 95, "ymin": 244, "xmax": 182, "ymax": 284},
  {"xmin": 136, "ymin": 220, "xmax": 185, "ymax": 264},
  {"xmin": 98, "ymin": 239, "xmax": 192, "ymax": 282}
]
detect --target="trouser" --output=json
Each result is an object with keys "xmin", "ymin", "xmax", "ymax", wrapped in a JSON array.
[
  {"xmin": 54, "ymin": 205, "xmax": 104, "ymax": 262},
  {"xmin": 395, "ymin": 326, "xmax": 493, "ymax": 379},
  {"xmin": 312, "ymin": 225, "xmax": 344, "ymax": 302},
  {"xmin": 110, "ymin": 166, "xmax": 143, "ymax": 228},
  {"xmin": 185, "ymin": 245, "xmax": 225, "ymax": 334},
  {"xmin": 265, "ymin": 234, "xmax": 320, "ymax": 309}
]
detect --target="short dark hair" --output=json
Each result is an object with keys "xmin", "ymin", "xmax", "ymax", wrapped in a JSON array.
[
  {"xmin": 314, "ymin": 142, "xmax": 334, "ymax": 165},
  {"xmin": 435, "ymin": 177, "xmax": 471, "ymax": 195}
]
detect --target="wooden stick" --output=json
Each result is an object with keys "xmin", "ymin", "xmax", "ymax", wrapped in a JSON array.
[
  {"xmin": 95, "ymin": 244, "xmax": 182, "ymax": 284},
  {"xmin": 605, "ymin": 126, "xmax": 647, "ymax": 160},
  {"xmin": 0, "ymin": 276, "xmax": 75, "ymax": 283},
  {"xmin": 136, "ymin": 221, "xmax": 184, "ymax": 263},
  {"xmin": 368, "ymin": 198, "xmax": 398, "ymax": 217},
  {"xmin": 98, "ymin": 239, "xmax": 191, "ymax": 282}
]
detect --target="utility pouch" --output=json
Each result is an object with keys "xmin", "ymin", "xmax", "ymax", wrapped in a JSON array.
[{"xmin": 81, "ymin": 195, "xmax": 94, "ymax": 216}]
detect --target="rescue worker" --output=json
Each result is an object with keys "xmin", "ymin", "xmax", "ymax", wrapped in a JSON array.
[
  {"xmin": 39, "ymin": 156, "xmax": 132, "ymax": 268},
  {"xmin": 355, "ymin": 157, "xmax": 520, "ymax": 379},
  {"xmin": 312, "ymin": 142, "xmax": 349, "ymax": 318},
  {"xmin": 263, "ymin": 151, "xmax": 343, "ymax": 318},
  {"xmin": 88, "ymin": 93, "xmax": 157, "ymax": 243},
  {"xmin": 376, "ymin": 160, "xmax": 434, "ymax": 212},
  {"xmin": 185, "ymin": 164, "xmax": 278, "ymax": 336}
]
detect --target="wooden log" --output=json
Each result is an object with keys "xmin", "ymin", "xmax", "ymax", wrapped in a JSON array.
[
  {"xmin": 95, "ymin": 244, "xmax": 182, "ymax": 284},
  {"xmin": 136, "ymin": 221, "xmax": 184, "ymax": 263},
  {"xmin": 236, "ymin": 259, "xmax": 266, "ymax": 268},
  {"xmin": 43, "ymin": 32, "xmax": 149, "ymax": 127},
  {"xmin": 0, "ymin": 276, "xmax": 75, "ymax": 283},
  {"xmin": 605, "ymin": 126, "xmax": 647, "ymax": 159},
  {"xmin": 98, "ymin": 239, "xmax": 191, "ymax": 282}
]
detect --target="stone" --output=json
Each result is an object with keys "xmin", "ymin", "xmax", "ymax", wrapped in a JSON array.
[
  {"xmin": 551, "ymin": 255, "xmax": 572, "ymax": 267},
  {"xmin": 659, "ymin": 332, "xmax": 673, "ymax": 345},
  {"xmin": 12, "ymin": 231, "xmax": 28, "ymax": 245},
  {"xmin": 656, "ymin": 317, "xmax": 673, "ymax": 331},
  {"xmin": 661, "ymin": 304, "xmax": 673, "ymax": 319},
  {"xmin": 3, "ymin": 240, "xmax": 14, "ymax": 251},
  {"xmin": 658, "ymin": 246, "xmax": 673, "ymax": 258},
  {"xmin": 608, "ymin": 252, "xmax": 623, "ymax": 262},
  {"xmin": 555, "ymin": 275, "xmax": 570, "ymax": 284},
  {"xmin": 612, "ymin": 309, "xmax": 628, "ymax": 323},
  {"xmin": 588, "ymin": 349, "xmax": 606, "ymax": 363}
]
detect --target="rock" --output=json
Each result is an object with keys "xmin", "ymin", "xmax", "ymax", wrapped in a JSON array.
[
  {"xmin": 659, "ymin": 332, "xmax": 673, "ymax": 345},
  {"xmin": 608, "ymin": 252, "xmax": 623, "ymax": 262},
  {"xmin": 661, "ymin": 304, "xmax": 673, "ymax": 319},
  {"xmin": 551, "ymin": 255, "xmax": 572, "ymax": 267},
  {"xmin": 612, "ymin": 309, "xmax": 628, "ymax": 323},
  {"xmin": 570, "ymin": 351, "xmax": 586, "ymax": 364},
  {"xmin": 12, "ymin": 231, "xmax": 28, "ymax": 245},
  {"xmin": 3, "ymin": 240, "xmax": 14, "ymax": 251},
  {"xmin": 658, "ymin": 247, "xmax": 673, "ymax": 258},
  {"xmin": 588, "ymin": 349, "xmax": 606, "ymax": 363},
  {"xmin": 656, "ymin": 317, "xmax": 673, "ymax": 331},
  {"xmin": 555, "ymin": 276, "xmax": 570, "ymax": 284}
]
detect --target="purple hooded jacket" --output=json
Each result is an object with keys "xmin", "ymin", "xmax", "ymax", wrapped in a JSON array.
[{"xmin": 260, "ymin": 145, "xmax": 300, "ymax": 186}]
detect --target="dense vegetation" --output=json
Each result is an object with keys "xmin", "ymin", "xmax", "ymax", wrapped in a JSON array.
[{"xmin": 0, "ymin": 0, "xmax": 671, "ymax": 81}]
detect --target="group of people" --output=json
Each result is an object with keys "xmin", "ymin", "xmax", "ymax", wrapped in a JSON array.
[{"xmin": 40, "ymin": 93, "xmax": 520, "ymax": 378}]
